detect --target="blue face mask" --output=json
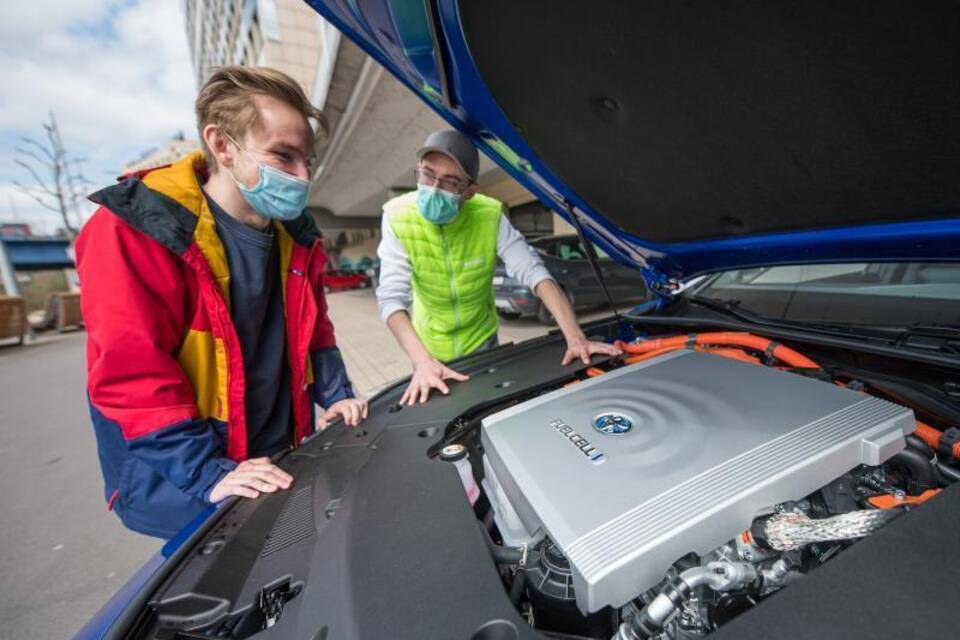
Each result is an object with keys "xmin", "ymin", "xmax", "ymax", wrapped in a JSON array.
[
  {"xmin": 227, "ymin": 137, "xmax": 309, "ymax": 221},
  {"xmin": 417, "ymin": 185, "xmax": 463, "ymax": 225}
]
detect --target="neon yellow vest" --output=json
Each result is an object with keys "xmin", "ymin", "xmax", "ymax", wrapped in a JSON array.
[{"xmin": 385, "ymin": 191, "xmax": 502, "ymax": 361}]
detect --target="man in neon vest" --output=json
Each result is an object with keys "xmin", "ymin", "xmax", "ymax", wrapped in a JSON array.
[{"xmin": 377, "ymin": 129, "xmax": 622, "ymax": 405}]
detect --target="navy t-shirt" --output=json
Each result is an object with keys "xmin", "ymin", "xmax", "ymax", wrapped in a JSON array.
[{"xmin": 207, "ymin": 195, "xmax": 293, "ymax": 458}]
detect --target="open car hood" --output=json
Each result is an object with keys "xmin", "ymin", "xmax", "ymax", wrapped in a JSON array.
[{"xmin": 305, "ymin": 0, "xmax": 960, "ymax": 286}]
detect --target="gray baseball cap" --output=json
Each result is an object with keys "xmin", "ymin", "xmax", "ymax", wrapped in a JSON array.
[{"xmin": 416, "ymin": 129, "xmax": 479, "ymax": 183}]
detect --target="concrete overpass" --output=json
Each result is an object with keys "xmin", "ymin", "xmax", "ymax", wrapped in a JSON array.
[
  {"xmin": 0, "ymin": 236, "xmax": 74, "ymax": 297},
  {"xmin": 307, "ymin": 39, "xmax": 565, "ymax": 231}
]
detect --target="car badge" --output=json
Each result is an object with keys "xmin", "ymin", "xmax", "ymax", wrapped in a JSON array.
[{"xmin": 593, "ymin": 412, "xmax": 633, "ymax": 435}]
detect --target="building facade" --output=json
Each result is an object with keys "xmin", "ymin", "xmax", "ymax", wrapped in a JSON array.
[
  {"xmin": 183, "ymin": 0, "xmax": 339, "ymax": 104},
  {"xmin": 123, "ymin": 135, "xmax": 200, "ymax": 175}
]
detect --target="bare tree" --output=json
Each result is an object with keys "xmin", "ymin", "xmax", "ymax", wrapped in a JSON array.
[{"xmin": 13, "ymin": 112, "xmax": 91, "ymax": 239}]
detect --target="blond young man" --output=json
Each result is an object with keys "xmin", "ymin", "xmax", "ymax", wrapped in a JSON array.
[{"xmin": 77, "ymin": 67, "xmax": 365, "ymax": 538}]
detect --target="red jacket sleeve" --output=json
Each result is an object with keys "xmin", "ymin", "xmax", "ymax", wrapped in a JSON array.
[
  {"xmin": 79, "ymin": 209, "xmax": 235, "ymax": 501},
  {"xmin": 308, "ymin": 241, "xmax": 337, "ymax": 351},
  {"xmin": 305, "ymin": 241, "xmax": 355, "ymax": 406},
  {"xmin": 77, "ymin": 208, "xmax": 199, "ymax": 436}
]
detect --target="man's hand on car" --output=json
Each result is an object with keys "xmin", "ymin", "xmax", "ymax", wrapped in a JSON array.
[
  {"xmin": 401, "ymin": 355, "xmax": 470, "ymax": 405},
  {"xmin": 208, "ymin": 457, "xmax": 293, "ymax": 502},
  {"xmin": 317, "ymin": 397, "xmax": 369, "ymax": 430},
  {"xmin": 561, "ymin": 333, "xmax": 622, "ymax": 366},
  {"xmin": 533, "ymin": 280, "xmax": 622, "ymax": 366}
]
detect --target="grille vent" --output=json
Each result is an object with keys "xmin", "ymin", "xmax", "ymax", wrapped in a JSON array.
[{"xmin": 261, "ymin": 485, "xmax": 315, "ymax": 558}]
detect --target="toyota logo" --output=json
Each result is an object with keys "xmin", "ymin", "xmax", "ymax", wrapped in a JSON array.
[{"xmin": 593, "ymin": 413, "xmax": 633, "ymax": 435}]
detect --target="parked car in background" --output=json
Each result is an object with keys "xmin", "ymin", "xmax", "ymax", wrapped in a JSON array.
[
  {"xmin": 322, "ymin": 269, "xmax": 371, "ymax": 293},
  {"xmin": 495, "ymin": 234, "xmax": 648, "ymax": 324}
]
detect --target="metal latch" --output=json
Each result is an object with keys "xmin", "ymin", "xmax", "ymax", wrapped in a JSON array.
[{"xmin": 258, "ymin": 578, "xmax": 300, "ymax": 629}]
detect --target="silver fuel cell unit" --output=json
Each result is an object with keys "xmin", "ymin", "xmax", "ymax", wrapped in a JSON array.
[{"xmin": 479, "ymin": 350, "xmax": 914, "ymax": 614}]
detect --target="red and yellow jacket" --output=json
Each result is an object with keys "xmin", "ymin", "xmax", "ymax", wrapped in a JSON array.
[{"xmin": 77, "ymin": 151, "xmax": 347, "ymax": 538}]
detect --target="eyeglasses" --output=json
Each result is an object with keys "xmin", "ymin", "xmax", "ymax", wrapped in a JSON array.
[{"xmin": 414, "ymin": 166, "xmax": 470, "ymax": 193}]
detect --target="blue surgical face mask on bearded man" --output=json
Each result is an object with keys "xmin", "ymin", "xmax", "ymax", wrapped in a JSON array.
[
  {"xmin": 417, "ymin": 184, "xmax": 463, "ymax": 225},
  {"xmin": 226, "ymin": 134, "xmax": 310, "ymax": 221}
]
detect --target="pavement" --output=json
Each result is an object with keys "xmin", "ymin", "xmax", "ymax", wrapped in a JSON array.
[
  {"xmin": 0, "ymin": 288, "xmax": 615, "ymax": 639},
  {"xmin": 0, "ymin": 332, "xmax": 161, "ymax": 640},
  {"xmin": 326, "ymin": 288, "xmax": 589, "ymax": 395}
]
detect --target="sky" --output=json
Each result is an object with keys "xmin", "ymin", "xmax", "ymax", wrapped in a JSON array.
[{"xmin": 0, "ymin": 0, "xmax": 197, "ymax": 235}]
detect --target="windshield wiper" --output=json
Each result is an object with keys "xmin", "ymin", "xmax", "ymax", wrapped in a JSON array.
[
  {"xmin": 684, "ymin": 296, "xmax": 960, "ymax": 355},
  {"xmin": 893, "ymin": 324, "xmax": 960, "ymax": 355},
  {"xmin": 683, "ymin": 295, "xmax": 893, "ymax": 341},
  {"xmin": 684, "ymin": 294, "xmax": 756, "ymax": 323}
]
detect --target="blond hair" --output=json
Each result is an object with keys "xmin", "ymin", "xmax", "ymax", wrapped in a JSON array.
[{"xmin": 195, "ymin": 65, "xmax": 329, "ymax": 170}]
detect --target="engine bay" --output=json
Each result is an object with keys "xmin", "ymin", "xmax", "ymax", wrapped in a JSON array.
[
  {"xmin": 130, "ymin": 320, "xmax": 960, "ymax": 640},
  {"xmin": 481, "ymin": 349, "xmax": 912, "ymax": 614},
  {"xmin": 441, "ymin": 331, "xmax": 959, "ymax": 640}
]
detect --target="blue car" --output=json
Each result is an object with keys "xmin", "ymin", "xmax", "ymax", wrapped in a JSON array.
[{"xmin": 79, "ymin": 2, "xmax": 960, "ymax": 639}]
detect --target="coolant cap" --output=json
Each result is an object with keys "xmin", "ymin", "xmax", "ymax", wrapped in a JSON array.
[{"xmin": 439, "ymin": 444, "xmax": 468, "ymax": 462}]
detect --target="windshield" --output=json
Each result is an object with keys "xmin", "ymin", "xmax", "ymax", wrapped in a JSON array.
[{"xmin": 691, "ymin": 263, "xmax": 960, "ymax": 328}]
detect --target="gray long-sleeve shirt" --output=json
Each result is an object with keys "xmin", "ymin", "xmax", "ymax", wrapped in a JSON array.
[{"xmin": 376, "ymin": 210, "xmax": 553, "ymax": 322}]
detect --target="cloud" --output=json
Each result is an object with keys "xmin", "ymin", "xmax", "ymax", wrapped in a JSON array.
[
  {"xmin": 0, "ymin": 0, "xmax": 112, "ymax": 46},
  {"xmin": 0, "ymin": 0, "xmax": 198, "ymax": 232}
]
